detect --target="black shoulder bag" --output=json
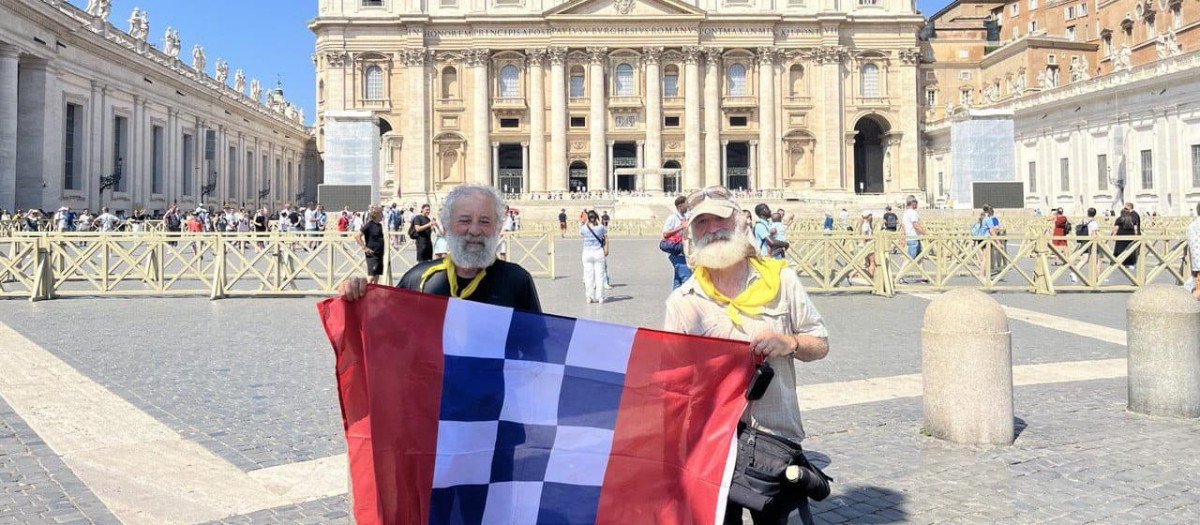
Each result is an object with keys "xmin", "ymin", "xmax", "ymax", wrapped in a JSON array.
[{"xmin": 728, "ymin": 362, "xmax": 834, "ymax": 512}]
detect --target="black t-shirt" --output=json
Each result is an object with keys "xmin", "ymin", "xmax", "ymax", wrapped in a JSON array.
[
  {"xmin": 398, "ymin": 259, "xmax": 542, "ymax": 312},
  {"xmin": 360, "ymin": 221, "xmax": 385, "ymax": 255},
  {"xmin": 883, "ymin": 212, "xmax": 898, "ymax": 230},
  {"xmin": 558, "ymin": 212, "xmax": 567, "ymax": 223},
  {"xmin": 1130, "ymin": 211, "xmax": 1141, "ymax": 233},
  {"xmin": 411, "ymin": 214, "xmax": 432, "ymax": 242}
]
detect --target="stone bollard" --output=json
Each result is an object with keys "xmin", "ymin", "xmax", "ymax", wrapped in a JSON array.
[
  {"xmin": 1127, "ymin": 284, "xmax": 1200, "ymax": 418},
  {"xmin": 922, "ymin": 289, "xmax": 1014, "ymax": 445}
]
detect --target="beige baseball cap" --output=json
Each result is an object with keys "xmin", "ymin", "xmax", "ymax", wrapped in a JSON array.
[{"xmin": 686, "ymin": 186, "xmax": 740, "ymax": 219}]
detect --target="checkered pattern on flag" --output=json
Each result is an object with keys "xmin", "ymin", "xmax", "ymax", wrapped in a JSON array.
[{"xmin": 319, "ymin": 285, "xmax": 754, "ymax": 525}]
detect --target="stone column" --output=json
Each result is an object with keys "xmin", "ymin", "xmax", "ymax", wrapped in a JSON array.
[
  {"xmin": 548, "ymin": 47, "xmax": 568, "ymax": 193},
  {"xmin": 757, "ymin": 47, "xmax": 777, "ymax": 191},
  {"xmin": 703, "ymin": 47, "xmax": 723, "ymax": 188},
  {"xmin": 491, "ymin": 141, "xmax": 500, "ymax": 188},
  {"xmin": 922, "ymin": 289, "xmax": 1014, "ymax": 445},
  {"xmin": 635, "ymin": 140, "xmax": 645, "ymax": 191},
  {"xmin": 403, "ymin": 48, "xmax": 430, "ymax": 195},
  {"xmin": 468, "ymin": 48, "xmax": 491, "ymax": 186},
  {"xmin": 720, "ymin": 139, "xmax": 728, "ymax": 186},
  {"xmin": 521, "ymin": 141, "xmax": 529, "ymax": 194},
  {"xmin": 606, "ymin": 140, "xmax": 615, "ymax": 190},
  {"xmin": 0, "ymin": 45, "xmax": 18, "ymax": 212},
  {"xmin": 683, "ymin": 46, "xmax": 702, "ymax": 191},
  {"xmin": 16, "ymin": 58, "xmax": 50, "ymax": 210},
  {"xmin": 643, "ymin": 47, "xmax": 663, "ymax": 193},
  {"xmin": 88, "ymin": 81, "xmax": 105, "ymax": 209},
  {"xmin": 1127, "ymin": 284, "xmax": 1200, "ymax": 418},
  {"xmin": 749, "ymin": 140, "xmax": 758, "ymax": 189},
  {"xmin": 526, "ymin": 49, "xmax": 547, "ymax": 193},
  {"xmin": 818, "ymin": 47, "xmax": 847, "ymax": 190},
  {"xmin": 587, "ymin": 47, "xmax": 608, "ymax": 192}
]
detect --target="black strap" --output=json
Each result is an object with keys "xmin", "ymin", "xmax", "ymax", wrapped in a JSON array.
[{"xmin": 585, "ymin": 224, "xmax": 605, "ymax": 246}]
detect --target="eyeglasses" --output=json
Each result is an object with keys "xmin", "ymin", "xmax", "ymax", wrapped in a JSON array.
[{"xmin": 686, "ymin": 186, "xmax": 733, "ymax": 209}]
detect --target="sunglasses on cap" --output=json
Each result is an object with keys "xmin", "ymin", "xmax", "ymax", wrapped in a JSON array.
[{"xmin": 686, "ymin": 186, "xmax": 734, "ymax": 209}]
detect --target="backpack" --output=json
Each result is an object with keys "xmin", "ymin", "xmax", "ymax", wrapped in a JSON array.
[
  {"xmin": 1075, "ymin": 221, "xmax": 1090, "ymax": 237},
  {"xmin": 971, "ymin": 221, "xmax": 990, "ymax": 237},
  {"xmin": 408, "ymin": 220, "xmax": 419, "ymax": 239},
  {"xmin": 883, "ymin": 213, "xmax": 898, "ymax": 230}
]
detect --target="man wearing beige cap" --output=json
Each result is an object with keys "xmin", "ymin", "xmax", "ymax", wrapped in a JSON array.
[{"xmin": 664, "ymin": 186, "xmax": 829, "ymax": 525}]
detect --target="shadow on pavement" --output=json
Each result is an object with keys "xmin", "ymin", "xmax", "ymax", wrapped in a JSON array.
[{"xmin": 809, "ymin": 485, "xmax": 908, "ymax": 524}]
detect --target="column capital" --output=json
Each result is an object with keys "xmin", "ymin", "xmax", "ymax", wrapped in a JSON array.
[
  {"xmin": 586, "ymin": 47, "xmax": 608, "ymax": 64},
  {"xmin": 607, "ymin": 140, "xmax": 615, "ymax": 146},
  {"xmin": 642, "ymin": 47, "xmax": 663, "ymax": 64},
  {"xmin": 491, "ymin": 141, "xmax": 500, "ymax": 148},
  {"xmin": 636, "ymin": 139, "xmax": 645, "ymax": 146},
  {"xmin": 525, "ymin": 48, "xmax": 548, "ymax": 65},
  {"xmin": 721, "ymin": 140, "xmax": 729, "ymax": 145},
  {"xmin": 548, "ymin": 46, "xmax": 569, "ymax": 64},
  {"xmin": 464, "ymin": 48, "xmax": 491, "ymax": 67},
  {"xmin": 749, "ymin": 140, "xmax": 759, "ymax": 146},
  {"xmin": 0, "ymin": 44, "xmax": 21, "ymax": 60},
  {"xmin": 757, "ymin": 47, "xmax": 780, "ymax": 65},
  {"xmin": 682, "ymin": 46, "xmax": 703, "ymax": 64},
  {"xmin": 400, "ymin": 47, "xmax": 431, "ymax": 67},
  {"xmin": 521, "ymin": 141, "xmax": 530, "ymax": 147},
  {"xmin": 703, "ymin": 47, "xmax": 724, "ymax": 64}
]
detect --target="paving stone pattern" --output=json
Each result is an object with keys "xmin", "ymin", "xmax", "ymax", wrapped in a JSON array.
[
  {"xmin": 0, "ymin": 397, "xmax": 119, "ymax": 525},
  {"xmin": 0, "ymin": 239, "xmax": 1189, "ymax": 524}
]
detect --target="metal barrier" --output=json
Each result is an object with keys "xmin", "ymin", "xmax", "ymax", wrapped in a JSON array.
[
  {"xmin": 783, "ymin": 232, "xmax": 1192, "ymax": 296},
  {"xmin": 6, "ymin": 231, "xmax": 555, "ymax": 301}
]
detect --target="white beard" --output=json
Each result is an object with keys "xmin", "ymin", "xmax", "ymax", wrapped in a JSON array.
[
  {"xmin": 446, "ymin": 231, "xmax": 499, "ymax": 269},
  {"xmin": 691, "ymin": 229, "xmax": 755, "ymax": 270}
]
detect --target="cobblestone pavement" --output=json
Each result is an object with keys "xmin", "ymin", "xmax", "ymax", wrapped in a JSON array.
[
  {"xmin": 0, "ymin": 397, "xmax": 119, "ymax": 525},
  {"xmin": 1, "ymin": 239, "xmax": 1195, "ymax": 524}
]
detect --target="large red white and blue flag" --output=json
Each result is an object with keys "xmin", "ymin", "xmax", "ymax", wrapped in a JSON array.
[{"xmin": 319, "ymin": 286, "xmax": 754, "ymax": 525}]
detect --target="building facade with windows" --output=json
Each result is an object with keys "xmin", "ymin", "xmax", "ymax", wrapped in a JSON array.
[
  {"xmin": 0, "ymin": 0, "xmax": 316, "ymax": 216},
  {"xmin": 312, "ymin": 0, "xmax": 925, "ymax": 199},
  {"xmin": 921, "ymin": 0, "xmax": 1200, "ymax": 213}
]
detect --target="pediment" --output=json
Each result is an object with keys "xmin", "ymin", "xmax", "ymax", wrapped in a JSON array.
[{"xmin": 545, "ymin": 0, "xmax": 706, "ymax": 18}]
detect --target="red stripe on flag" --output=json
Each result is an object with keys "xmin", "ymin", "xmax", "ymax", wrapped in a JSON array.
[
  {"xmin": 320, "ymin": 286, "xmax": 449, "ymax": 525},
  {"xmin": 595, "ymin": 328, "xmax": 754, "ymax": 525}
]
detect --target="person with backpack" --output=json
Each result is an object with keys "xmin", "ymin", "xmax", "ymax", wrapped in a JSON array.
[
  {"xmin": 1071, "ymin": 207, "xmax": 1100, "ymax": 283},
  {"xmin": 752, "ymin": 204, "xmax": 787, "ymax": 259},
  {"xmin": 580, "ymin": 210, "xmax": 608, "ymax": 303},
  {"xmin": 661, "ymin": 196, "xmax": 691, "ymax": 289},
  {"xmin": 409, "ymin": 203, "xmax": 435, "ymax": 262}
]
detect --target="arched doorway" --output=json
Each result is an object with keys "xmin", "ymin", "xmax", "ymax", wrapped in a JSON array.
[
  {"xmin": 663, "ymin": 160, "xmax": 681, "ymax": 194},
  {"xmin": 569, "ymin": 161, "xmax": 588, "ymax": 192},
  {"xmin": 853, "ymin": 116, "xmax": 887, "ymax": 194}
]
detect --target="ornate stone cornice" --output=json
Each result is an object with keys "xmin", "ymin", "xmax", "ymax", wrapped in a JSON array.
[
  {"xmin": 525, "ymin": 48, "xmax": 548, "ymax": 65},
  {"xmin": 547, "ymin": 46, "xmax": 568, "ymax": 64},
  {"xmin": 586, "ymin": 47, "xmax": 608, "ymax": 64},
  {"xmin": 899, "ymin": 47, "xmax": 922, "ymax": 65},
  {"xmin": 682, "ymin": 46, "xmax": 703, "ymax": 64},
  {"xmin": 325, "ymin": 52, "xmax": 349, "ymax": 68},
  {"xmin": 814, "ymin": 46, "xmax": 847, "ymax": 65},
  {"xmin": 642, "ymin": 47, "xmax": 663, "ymax": 65},
  {"xmin": 703, "ymin": 47, "xmax": 724, "ymax": 64},
  {"xmin": 463, "ymin": 48, "xmax": 490, "ymax": 66},
  {"xmin": 400, "ymin": 47, "xmax": 430, "ymax": 67}
]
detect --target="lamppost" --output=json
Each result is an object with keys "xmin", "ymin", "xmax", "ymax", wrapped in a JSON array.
[
  {"xmin": 99, "ymin": 157, "xmax": 123, "ymax": 208},
  {"xmin": 200, "ymin": 169, "xmax": 218, "ymax": 199},
  {"xmin": 258, "ymin": 181, "xmax": 271, "ymax": 209}
]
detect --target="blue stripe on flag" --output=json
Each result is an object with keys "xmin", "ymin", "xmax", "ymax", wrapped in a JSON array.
[{"xmin": 505, "ymin": 310, "xmax": 576, "ymax": 364}]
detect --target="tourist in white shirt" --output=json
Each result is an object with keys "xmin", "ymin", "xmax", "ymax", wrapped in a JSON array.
[{"xmin": 94, "ymin": 208, "xmax": 120, "ymax": 232}]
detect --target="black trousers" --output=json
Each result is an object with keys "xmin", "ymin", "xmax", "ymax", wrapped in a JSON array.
[
  {"xmin": 724, "ymin": 498, "xmax": 815, "ymax": 525},
  {"xmin": 416, "ymin": 239, "xmax": 433, "ymax": 262}
]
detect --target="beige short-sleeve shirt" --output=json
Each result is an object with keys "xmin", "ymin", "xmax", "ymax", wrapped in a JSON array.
[{"xmin": 664, "ymin": 263, "xmax": 828, "ymax": 440}]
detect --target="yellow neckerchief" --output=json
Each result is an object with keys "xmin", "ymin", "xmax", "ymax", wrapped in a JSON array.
[
  {"xmin": 418, "ymin": 257, "xmax": 487, "ymax": 299},
  {"xmin": 692, "ymin": 257, "xmax": 786, "ymax": 326}
]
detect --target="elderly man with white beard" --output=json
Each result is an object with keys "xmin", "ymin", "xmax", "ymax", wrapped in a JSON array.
[
  {"xmin": 337, "ymin": 184, "xmax": 541, "ymax": 312},
  {"xmin": 664, "ymin": 186, "xmax": 829, "ymax": 525}
]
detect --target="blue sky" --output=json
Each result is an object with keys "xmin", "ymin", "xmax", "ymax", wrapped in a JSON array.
[
  {"xmin": 75, "ymin": 0, "xmax": 319, "ymax": 124},
  {"xmin": 76, "ymin": 0, "xmax": 952, "ymax": 127}
]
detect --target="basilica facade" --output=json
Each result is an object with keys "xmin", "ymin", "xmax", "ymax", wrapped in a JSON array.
[
  {"xmin": 0, "ymin": 0, "xmax": 316, "ymax": 216},
  {"xmin": 312, "ymin": 0, "xmax": 925, "ymax": 199}
]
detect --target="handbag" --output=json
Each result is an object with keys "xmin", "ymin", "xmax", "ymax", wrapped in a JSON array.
[{"xmin": 728, "ymin": 425, "xmax": 833, "ymax": 512}]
